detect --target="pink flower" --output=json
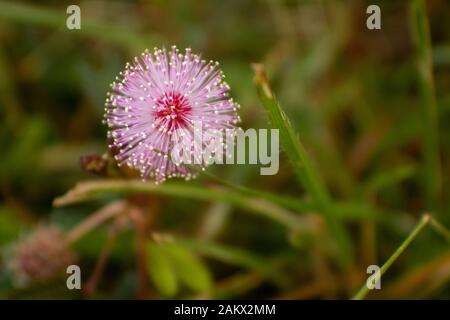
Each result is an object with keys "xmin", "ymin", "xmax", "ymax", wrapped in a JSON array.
[
  {"xmin": 7, "ymin": 226, "xmax": 75, "ymax": 285},
  {"xmin": 104, "ymin": 46, "xmax": 240, "ymax": 183}
]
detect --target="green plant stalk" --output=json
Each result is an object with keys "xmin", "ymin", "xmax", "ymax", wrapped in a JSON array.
[
  {"xmin": 203, "ymin": 171, "xmax": 377, "ymax": 221},
  {"xmin": 171, "ymin": 236, "xmax": 284, "ymax": 284},
  {"xmin": 410, "ymin": 0, "xmax": 441, "ymax": 212},
  {"xmin": 352, "ymin": 214, "xmax": 431, "ymax": 300},
  {"xmin": 202, "ymin": 171, "xmax": 315, "ymax": 212},
  {"xmin": 362, "ymin": 164, "xmax": 417, "ymax": 198},
  {"xmin": 0, "ymin": 1, "xmax": 156, "ymax": 51},
  {"xmin": 53, "ymin": 179, "xmax": 310, "ymax": 232},
  {"xmin": 253, "ymin": 65, "xmax": 352, "ymax": 266},
  {"xmin": 429, "ymin": 217, "xmax": 450, "ymax": 243}
]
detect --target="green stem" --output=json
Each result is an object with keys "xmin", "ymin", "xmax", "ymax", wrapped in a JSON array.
[
  {"xmin": 253, "ymin": 64, "xmax": 352, "ymax": 266},
  {"xmin": 410, "ymin": 0, "xmax": 441, "ymax": 212},
  {"xmin": 202, "ymin": 171, "xmax": 315, "ymax": 212},
  {"xmin": 429, "ymin": 217, "xmax": 450, "ymax": 242},
  {"xmin": 53, "ymin": 179, "xmax": 307, "ymax": 233},
  {"xmin": 203, "ymin": 171, "xmax": 376, "ymax": 221},
  {"xmin": 352, "ymin": 214, "xmax": 431, "ymax": 300}
]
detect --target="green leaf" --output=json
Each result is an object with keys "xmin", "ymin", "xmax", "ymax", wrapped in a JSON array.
[
  {"xmin": 53, "ymin": 180, "xmax": 306, "ymax": 230},
  {"xmin": 146, "ymin": 243, "xmax": 178, "ymax": 297},
  {"xmin": 180, "ymin": 238, "xmax": 271, "ymax": 272},
  {"xmin": 252, "ymin": 64, "xmax": 353, "ymax": 266},
  {"xmin": 179, "ymin": 238, "xmax": 286, "ymax": 285},
  {"xmin": 164, "ymin": 243, "xmax": 212, "ymax": 293},
  {"xmin": 54, "ymin": 180, "xmax": 375, "ymax": 227},
  {"xmin": 362, "ymin": 164, "xmax": 417, "ymax": 197},
  {"xmin": 203, "ymin": 172, "xmax": 315, "ymax": 213}
]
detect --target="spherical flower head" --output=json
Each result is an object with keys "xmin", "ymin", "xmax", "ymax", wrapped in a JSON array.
[
  {"xmin": 6, "ymin": 225, "xmax": 75, "ymax": 286},
  {"xmin": 104, "ymin": 46, "xmax": 241, "ymax": 183}
]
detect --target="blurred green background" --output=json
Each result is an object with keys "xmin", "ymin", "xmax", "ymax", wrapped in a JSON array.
[{"xmin": 0, "ymin": 0, "xmax": 449, "ymax": 299}]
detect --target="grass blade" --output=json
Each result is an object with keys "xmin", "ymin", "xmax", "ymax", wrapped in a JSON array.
[
  {"xmin": 410, "ymin": 0, "xmax": 441, "ymax": 212},
  {"xmin": 252, "ymin": 64, "xmax": 352, "ymax": 266},
  {"xmin": 202, "ymin": 171, "xmax": 315, "ymax": 212},
  {"xmin": 153, "ymin": 234, "xmax": 288, "ymax": 286},
  {"xmin": 53, "ymin": 179, "xmax": 309, "ymax": 232},
  {"xmin": 352, "ymin": 214, "xmax": 431, "ymax": 300},
  {"xmin": 180, "ymin": 238, "xmax": 278, "ymax": 278}
]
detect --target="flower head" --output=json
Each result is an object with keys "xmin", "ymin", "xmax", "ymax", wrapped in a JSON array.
[
  {"xmin": 6, "ymin": 225, "xmax": 75, "ymax": 285},
  {"xmin": 104, "ymin": 46, "xmax": 240, "ymax": 182}
]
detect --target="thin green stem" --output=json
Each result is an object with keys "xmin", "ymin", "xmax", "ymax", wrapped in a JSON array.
[
  {"xmin": 429, "ymin": 217, "xmax": 450, "ymax": 242},
  {"xmin": 253, "ymin": 64, "xmax": 352, "ymax": 266},
  {"xmin": 171, "ymin": 235, "xmax": 283, "ymax": 283},
  {"xmin": 410, "ymin": 0, "xmax": 441, "ymax": 212},
  {"xmin": 352, "ymin": 214, "xmax": 431, "ymax": 300},
  {"xmin": 201, "ymin": 171, "xmax": 316, "ymax": 212},
  {"xmin": 53, "ymin": 179, "xmax": 308, "ymax": 233},
  {"xmin": 203, "ymin": 171, "xmax": 377, "ymax": 221},
  {"xmin": 66, "ymin": 200, "xmax": 126, "ymax": 244}
]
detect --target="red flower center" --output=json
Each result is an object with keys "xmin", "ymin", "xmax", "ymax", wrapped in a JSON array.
[{"xmin": 155, "ymin": 92, "xmax": 192, "ymax": 129}]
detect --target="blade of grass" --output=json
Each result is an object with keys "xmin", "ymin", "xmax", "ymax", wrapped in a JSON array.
[
  {"xmin": 352, "ymin": 214, "xmax": 431, "ymax": 300},
  {"xmin": 171, "ymin": 236, "xmax": 285, "ymax": 284},
  {"xmin": 429, "ymin": 217, "xmax": 450, "ymax": 242},
  {"xmin": 0, "ymin": 1, "xmax": 158, "ymax": 51},
  {"xmin": 202, "ymin": 171, "xmax": 315, "ymax": 212},
  {"xmin": 203, "ymin": 171, "xmax": 376, "ymax": 221},
  {"xmin": 252, "ymin": 64, "xmax": 352, "ymax": 266},
  {"xmin": 361, "ymin": 163, "xmax": 417, "ymax": 198},
  {"xmin": 410, "ymin": 0, "xmax": 441, "ymax": 212},
  {"xmin": 53, "ymin": 179, "xmax": 310, "ymax": 233}
]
